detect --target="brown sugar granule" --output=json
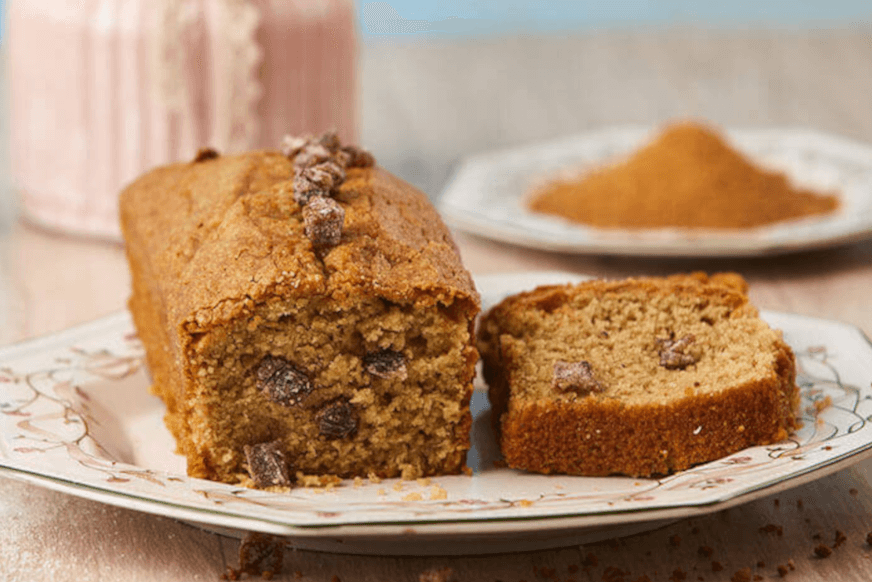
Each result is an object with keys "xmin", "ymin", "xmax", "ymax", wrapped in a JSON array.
[
  {"xmin": 418, "ymin": 567, "xmax": 456, "ymax": 582},
  {"xmin": 812, "ymin": 533, "xmax": 822, "ymax": 540},
  {"xmin": 582, "ymin": 552, "xmax": 599, "ymax": 568},
  {"xmin": 774, "ymin": 498, "xmax": 780, "ymax": 507},
  {"xmin": 777, "ymin": 564, "xmax": 790, "ymax": 577},
  {"xmin": 850, "ymin": 488, "xmax": 859, "ymax": 496},
  {"xmin": 670, "ymin": 568, "xmax": 687, "ymax": 581},
  {"xmin": 730, "ymin": 567, "xmax": 751, "ymax": 582},
  {"xmin": 753, "ymin": 576, "xmax": 763, "ymax": 582},
  {"xmin": 698, "ymin": 545, "xmax": 714, "ymax": 558},
  {"xmin": 759, "ymin": 523, "xmax": 783, "ymax": 536},
  {"xmin": 797, "ymin": 498, "xmax": 804, "ymax": 509},
  {"xmin": 814, "ymin": 544, "xmax": 833, "ymax": 558},
  {"xmin": 331, "ymin": 576, "xmax": 341, "ymax": 582},
  {"xmin": 193, "ymin": 147, "xmax": 219, "ymax": 162},
  {"xmin": 237, "ymin": 532, "xmax": 284, "ymax": 577},
  {"xmin": 691, "ymin": 527, "xmax": 700, "ymax": 534},
  {"xmin": 756, "ymin": 561, "xmax": 765, "ymax": 568},
  {"xmin": 539, "ymin": 566, "xmax": 557, "ymax": 579},
  {"xmin": 834, "ymin": 530, "xmax": 848, "ymax": 548},
  {"xmin": 669, "ymin": 534, "xmax": 682, "ymax": 547},
  {"xmin": 633, "ymin": 576, "xmax": 653, "ymax": 582},
  {"xmin": 568, "ymin": 564, "xmax": 580, "ymax": 574},
  {"xmin": 528, "ymin": 121, "xmax": 840, "ymax": 229},
  {"xmin": 866, "ymin": 531, "xmax": 872, "ymax": 546},
  {"xmin": 711, "ymin": 562, "xmax": 724, "ymax": 572}
]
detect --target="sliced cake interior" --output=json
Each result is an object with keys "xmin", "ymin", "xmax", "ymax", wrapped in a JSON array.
[{"xmin": 478, "ymin": 273, "xmax": 799, "ymax": 477}]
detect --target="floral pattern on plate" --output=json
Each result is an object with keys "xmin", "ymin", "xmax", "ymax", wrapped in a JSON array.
[{"xmin": 1, "ymin": 272, "xmax": 872, "ymax": 538}]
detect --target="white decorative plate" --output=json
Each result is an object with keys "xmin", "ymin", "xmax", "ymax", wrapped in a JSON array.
[
  {"xmin": 1, "ymin": 272, "xmax": 872, "ymax": 555},
  {"xmin": 439, "ymin": 127, "xmax": 872, "ymax": 257}
]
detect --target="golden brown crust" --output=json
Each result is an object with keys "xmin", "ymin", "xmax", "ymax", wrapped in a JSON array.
[
  {"xmin": 121, "ymin": 150, "xmax": 479, "ymax": 481},
  {"xmin": 478, "ymin": 272, "xmax": 799, "ymax": 477}
]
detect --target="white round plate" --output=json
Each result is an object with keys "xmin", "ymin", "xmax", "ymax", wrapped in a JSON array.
[
  {"xmin": 1, "ymin": 272, "xmax": 872, "ymax": 555},
  {"xmin": 439, "ymin": 127, "xmax": 872, "ymax": 257}
]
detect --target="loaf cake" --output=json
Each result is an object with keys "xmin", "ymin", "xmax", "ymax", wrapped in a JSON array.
[
  {"xmin": 477, "ymin": 273, "xmax": 799, "ymax": 477},
  {"xmin": 120, "ymin": 134, "xmax": 479, "ymax": 486}
]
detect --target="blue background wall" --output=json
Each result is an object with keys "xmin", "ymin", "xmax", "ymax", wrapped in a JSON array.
[{"xmin": 359, "ymin": 1, "xmax": 871, "ymax": 38}]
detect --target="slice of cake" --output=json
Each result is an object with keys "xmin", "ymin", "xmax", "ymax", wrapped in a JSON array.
[
  {"xmin": 120, "ymin": 135, "xmax": 479, "ymax": 486},
  {"xmin": 477, "ymin": 273, "xmax": 799, "ymax": 477}
]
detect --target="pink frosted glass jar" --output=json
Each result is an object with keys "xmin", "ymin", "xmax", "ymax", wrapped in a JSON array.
[{"xmin": 8, "ymin": 0, "xmax": 358, "ymax": 240}]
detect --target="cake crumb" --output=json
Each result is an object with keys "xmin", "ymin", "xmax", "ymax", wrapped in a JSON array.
[
  {"xmin": 430, "ymin": 485, "xmax": 448, "ymax": 500},
  {"xmin": 393, "ymin": 481, "xmax": 404, "ymax": 492},
  {"xmin": 418, "ymin": 567, "xmax": 455, "ymax": 582},
  {"xmin": 777, "ymin": 565, "xmax": 790, "ymax": 577},
  {"xmin": 331, "ymin": 576, "xmax": 341, "ymax": 582},
  {"xmin": 814, "ymin": 544, "xmax": 832, "ymax": 558},
  {"xmin": 295, "ymin": 473, "xmax": 341, "ymax": 488},
  {"xmin": 377, "ymin": 488, "xmax": 386, "ymax": 496},
  {"xmin": 417, "ymin": 478, "xmax": 432, "ymax": 487},
  {"xmin": 367, "ymin": 472, "xmax": 382, "ymax": 484},
  {"xmin": 787, "ymin": 559, "xmax": 795, "ymax": 570},
  {"xmin": 402, "ymin": 492, "xmax": 423, "ymax": 501},
  {"xmin": 353, "ymin": 476, "xmax": 364, "ymax": 488},
  {"xmin": 834, "ymin": 530, "xmax": 847, "ymax": 548},
  {"xmin": 850, "ymin": 488, "xmax": 859, "ymax": 496},
  {"xmin": 462, "ymin": 466, "xmax": 474, "ymax": 476},
  {"xmin": 866, "ymin": 531, "xmax": 872, "ymax": 546},
  {"xmin": 730, "ymin": 567, "xmax": 751, "ymax": 582},
  {"xmin": 237, "ymin": 532, "xmax": 284, "ymax": 578},
  {"xmin": 813, "ymin": 396, "xmax": 833, "ymax": 414},
  {"xmin": 759, "ymin": 524, "xmax": 783, "ymax": 536},
  {"xmin": 517, "ymin": 499, "xmax": 534, "ymax": 507}
]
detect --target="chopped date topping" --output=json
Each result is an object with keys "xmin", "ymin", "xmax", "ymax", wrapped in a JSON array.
[
  {"xmin": 292, "ymin": 143, "xmax": 333, "ymax": 170},
  {"xmin": 553, "ymin": 360, "xmax": 604, "ymax": 395},
  {"xmin": 292, "ymin": 173, "xmax": 330, "ymax": 206},
  {"xmin": 302, "ymin": 160, "xmax": 346, "ymax": 190},
  {"xmin": 256, "ymin": 356, "xmax": 313, "ymax": 407},
  {"xmin": 341, "ymin": 145, "xmax": 375, "ymax": 168},
  {"xmin": 303, "ymin": 196, "xmax": 345, "ymax": 248},
  {"xmin": 657, "ymin": 333, "xmax": 698, "ymax": 370},
  {"xmin": 317, "ymin": 400, "xmax": 358, "ymax": 439},
  {"xmin": 243, "ymin": 440, "xmax": 291, "ymax": 488},
  {"xmin": 192, "ymin": 147, "xmax": 219, "ymax": 162},
  {"xmin": 318, "ymin": 130, "xmax": 341, "ymax": 152},
  {"xmin": 363, "ymin": 349, "xmax": 408, "ymax": 380},
  {"xmin": 280, "ymin": 134, "xmax": 310, "ymax": 158},
  {"xmin": 238, "ymin": 532, "xmax": 284, "ymax": 576}
]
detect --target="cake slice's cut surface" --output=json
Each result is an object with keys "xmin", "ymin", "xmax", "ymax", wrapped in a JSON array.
[
  {"xmin": 172, "ymin": 294, "xmax": 474, "ymax": 484},
  {"xmin": 478, "ymin": 273, "xmax": 799, "ymax": 477}
]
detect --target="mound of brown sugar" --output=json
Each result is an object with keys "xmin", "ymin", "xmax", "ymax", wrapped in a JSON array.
[{"xmin": 528, "ymin": 121, "xmax": 840, "ymax": 229}]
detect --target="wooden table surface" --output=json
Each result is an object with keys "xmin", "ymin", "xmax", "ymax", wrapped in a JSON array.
[{"xmin": 3, "ymin": 26, "xmax": 872, "ymax": 581}]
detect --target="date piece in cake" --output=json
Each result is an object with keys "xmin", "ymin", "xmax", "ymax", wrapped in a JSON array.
[
  {"xmin": 120, "ymin": 146, "xmax": 479, "ymax": 485},
  {"xmin": 477, "ymin": 272, "xmax": 799, "ymax": 477}
]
